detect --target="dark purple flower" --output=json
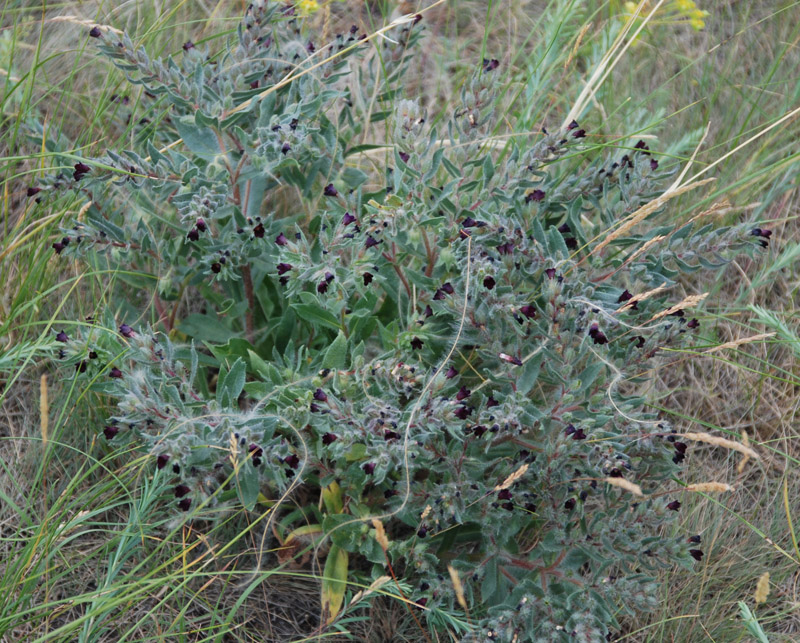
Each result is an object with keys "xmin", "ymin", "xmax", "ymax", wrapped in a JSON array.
[
  {"xmin": 384, "ymin": 430, "xmax": 401, "ymax": 441},
  {"xmin": 119, "ymin": 323, "xmax": 134, "ymax": 338},
  {"xmin": 573, "ymin": 129, "xmax": 586, "ymax": 139},
  {"xmin": 674, "ymin": 442, "xmax": 688, "ymax": 455},
  {"xmin": 157, "ymin": 454, "xmax": 170, "ymax": 469},
  {"xmin": 456, "ymin": 386, "xmax": 471, "ymax": 401},
  {"xmin": 564, "ymin": 498, "xmax": 576, "ymax": 510},
  {"xmin": 322, "ymin": 432, "xmax": 338, "ymax": 445},
  {"xmin": 433, "ymin": 289, "xmax": 446, "ymax": 301},
  {"xmin": 497, "ymin": 241, "xmax": 514, "ymax": 255},
  {"xmin": 195, "ymin": 218, "xmax": 207, "ymax": 232},
  {"xmin": 423, "ymin": 305, "xmax": 433, "ymax": 318},
  {"xmin": 417, "ymin": 526, "xmax": 428, "ymax": 538},
  {"xmin": 253, "ymin": 223, "xmax": 265, "ymax": 238},
  {"xmin": 567, "ymin": 120, "xmax": 579, "ymax": 131},
  {"xmin": 497, "ymin": 489, "xmax": 512, "ymax": 501},
  {"xmin": 565, "ymin": 424, "xmax": 576, "ymax": 436},
  {"xmin": 410, "ymin": 337, "xmax": 423, "ymax": 350},
  {"xmin": 103, "ymin": 425, "xmax": 118, "ymax": 440},
  {"xmin": 487, "ymin": 396, "xmax": 500, "ymax": 408},
  {"xmin": 544, "ymin": 268, "xmax": 556, "ymax": 279},
  {"xmin": 472, "ymin": 425, "xmax": 487, "ymax": 437},
  {"xmin": 688, "ymin": 534, "xmax": 702, "ymax": 544},
  {"xmin": 342, "ymin": 212, "xmax": 357, "ymax": 226},
  {"xmin": 525, "ymin": 189, "xmax": 546, "ymax": 203},
  {"xmin": 482, "ymin": 58, "xmax": 499, "ymax": 72},
  {"xmin": 109, "ymin": 367, "xmax": 123, "ymax": 379},
  {"xmin": 362, "ymin": 462, "xmax": 375, "ymax": 475},
  {"xmin": 281, "ymin": 142, "xmax": 291, "ymax": 154},
  {"xmin": 689, "ymin": 549, "xmax": 704, "ymax": 561},
  {"xmin": 172, "ymin": 463, "xmax": 180, "ymax": 474},
  {"xmin": 55, "ymin": 330, "xmax": 69, "ymax": 343},
  {"xmin": 27, "ymin": 186, "xmax": 42, "ymax": 197},
  {"xmin": 275, "ymin": 232, "xmax": 289, "ymax": 246},
  {"xmin": 317, "ymin": 280, "xmax": 329, "ymax": 294},
  {"xmin": 187, "ymin": 228, "xmax": 200, "ymax": 242},
  {"xmin": 182, "ymin": 40, "xmax": 195, "ymax": 51},
  {"xmin": 686, "ymin": 319, "xmax": 699, "ymax": 329},
  {"xmin": 483, "ymin": 275, "xmax": 496, "ymax": 290},
  {"xmin": 667, "ymin": 500, "xmax": 681, "ymax": 511},
  {"xmin": 499, "ymin": 352, "xmax": 522, "ymax": 366},
  {"xmin": 249, "ymin": 443, "xmax": 263, "ymax": 458},
  {"xmin": 323, "ymin": 183, "xmax": 338, "ymax": 197},
  {"xmin": 650, "ymin": 159, "xmax": 659, "ymax": 171},
  {"xmin": 443, "ymin": 366, "xmax": 457, "ymax": 380},
  {"xmin": 73, "ymin": 162, "xmax": 90, "ymax": 181},
  {"xmin": 399, "ymin": 151, "xmax": 410, "ymax": 163},
  {"xmin": 631, "ymin": 335, "xmax": 645, "ymax": 348},
  {"xmin": 309, "ymin": 403, "xmax": 320, "ymax": 413},
  {"xmin": 462, "ymin": 216, "xmax": 478, "ymax": 228},
  {"xmin": 441, "ymin": 282, "xmax": 454, "ymax": 295},
  {"xmin": 276, "ymin": 262, "xmax": 292, "ymax": 275},
  {"xmin": 751, "ymin": 227, "xmax": 772, "ymax": 239},
  {"xmin": 558, "ymin": 223, "xmax": 571, "ymax": 234},
  {"xmin": 365, "ymin": 235, "xmax": 380, "ymax": 249},
  {"xmin": 502, "ymin": 502, "xmax": 514, "ymax": 511},
  {"xmin": 89, "ymin": 26, "xmax": 102, "ymax": 38},
  {"xmin": 617, "ymin": 289, "xmax": 633, "ymax": 303},
  {"xmin": 589, "ymin": 323, "xmax": 608, "ymax": 345},
  {"xmin": 519, "ymin": 304, "xmax": 536, "ymax": 319},
  {"xmin": 362, "ymin": 272, "xmax": 374, "ymax": 286},
  {"xmin": 251, "ymin": 80, "xmax": 260, "ymax": 90},
  {"xmin": 175, "ymin": 484, "xmax": 191, "ymax": 498},
  {"xmin": 325, "ymin": 271, "xmax": 335, "ymax": 283},
  {"xmin": 211, "ymin": 262, "xmax": 222, "ymax": 274},
  {"xmin": 313, "ymin": 388, "xmax": 328, "ymax": 403},
  {"xmin": 634, "ymin": 140, "xmax": 650, "ymax": 154},
  {"xmin": 284, "ymin": 454, "xmax": 300, "ymax": 469},
  {"xmin": 178, "ymin": 497, "xmax": 192, "ymax": 511},
  {"xmin": 572, "ymin": 428, "xmax": 587, "ymax": 440}
]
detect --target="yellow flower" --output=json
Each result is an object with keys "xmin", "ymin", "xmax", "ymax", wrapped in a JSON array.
[{"xmin": 296, "ymin": 0, "xmax": 321, "ymax": 16}]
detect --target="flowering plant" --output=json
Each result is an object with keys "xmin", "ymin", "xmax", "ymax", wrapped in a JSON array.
[{"xmin": 35, "ymin": 2, "xmax": 768, "ymax": 640}]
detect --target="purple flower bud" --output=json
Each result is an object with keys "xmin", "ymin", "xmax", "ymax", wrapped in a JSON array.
[
  {"xmin": 119, "ymin": 323, "xmax": 134, "ymax": 338},
  {"xmin": 567, "ymin": 120, "xmax": 579, "ymax": 131},
  {"xmin": 275, "ymin": 232, "xmax": 288, "ymax": 246},
  {"xmin": 410, "ymin": 337, "xmax": 424, "ymax": 350},
  {"xmin": 650, "ymin": 159, "xmax": 659, "ymax": 171},
  {"xmin": 317, "ymin": 280, "xmax": 328, "ymax": 294},
  {"xmin": 175, "ymin": 484, "xmax": 191, "ymax": 497},
  {"xmin": 250, "ymin": 80, "xmax": 260, "ymax": 90},
  {"xmin": 253, "ymin": 223, "xmax": 265, "ymax": 238},
  {"xmin": 558, "ymin": 223, "xmax": 571, "ymax": 234},
  {"xmin": 280, "ymin": 142, "xmax": 291, "ymax": 154},
  {"xmin": 487, "ymin": 396, "xmax": 500, "ymax": 408},
  {"xmin": 462, "ymin": 216, "xmax": 478, "ymax": 228},
  {"xmin": 284, "ymin": 454, "xmax": 300, "ymax": 469},
  {"xmin": 565, "ymin": 424, "xmax": 576, "ymax": 436},
  {"xmin": 483, "ymin": 275, "xmax": 496, "ymax": 290},
  {"xmin": 497, "ymin": 241, "xmax": 514, "ymax": 255},
  {"xmin": 445, "ymin": 366, "xmax": 458, "ymax": 379},
  {"xmin": 157, "ymin": 454, "xmax": 170, "ymax": 469},
  {"xmin": 350, "ymin": 24, "xmax": 358, "ymax": 34},
  {"xmin": 473, "ymin": 425, "xmax": 487, "ymax": 437},
  {"xmin": 631, "ymin": 335, "xmax": 645, "ymax": 348},
  {"xmin": 423, "ymin": 305, "xmax": 433, "ymax": 318},
  {"xmin": 73, "ymin": 162, "xmax": 90, "ymax": 181},
  {"xmin": 572, "ymin": 428, "xmax": 587, "ymax": 440},
  {"xmin": 667, "ymin": 500, "xmax": 681, "ymax": 511},
  {"xmin": 499, "ymin": 353, "xmax": 522, "ymax": 366},
  {"xmin": 313, "ymin": 388, "xmax": 328, "ymax": 402},
  {"xmin": 309, "ymin": 403, "xmax": 320, "ymax": 413},
  {"xmin": 342, "ymin": 212, "xmax": 356, "ymax": 226},
  {"xmin": 55, "ymin": 330, "xmax": 69, "ymax": 343},
  {"xmin": 525, "ymin": 189, "xmax": 545, "ymax": 203},
  {"xmin": 178, "ymin": 497, "xmax": 192, "ymax": 511},
  {"xmin": 751, "ymin": 227, "xmax": 773, "ymax": 239},
  {"xmin": 195, "ymin": 218, "xmax": 207, "ymax": 232},
  {"xmin": 634, "ymin": 140, "xmax": 650, "ymax": 154},
  {"xmin": 573, "ymin": 129, "xmax": 586, "ymax": 139},
  {"xmin": 103, "ymin": 425, "xmax": 118, "ymax": 440},
  {"xmin": 453, "ymin": 405, "xmax": 472, "ymax": 420},
  {"xmin": 544, "ymin": 268, "xmax": 556, "ymax": 279},
  {"xmin": 501, "ymin": 501, "xmax": 514, "ymax": 511},
  {"xmin": 323, "ymin": 183, "xmax": 338, "ymax": 197},
  {"xmin": 689, "ymin": 549, "xmax": 703, "ymax": 561},
  {"xmin": 109, "ymin": 367, "xmax": 123, "ymax": 378},
  {"xmin": 519, "ymin": 304, "xmax": 536, "ymax": 319},
  {"xmin": 399, "ymin": 151, "xmax": 410, "ymax": 163},
  {"xmin": 211, "ymin": 262, "xmax": 222, "ymax": 274},
  {"xmin": 248, "ymin": 444, "xmax": 263, "ymax": 458},
  {"xmin": 187, "ymin": 228, "xmax": 200, "ymax": 242},
  {"xmin": 497, "ymin": 489, "xmax": 512, "ymax": 501},
  {"xmin": 688, "ymin": 534, "xmax": 701, "ymax": 544},
  {"xmin": 363, "ymin": 272, "xmax": 374, "ymax": 285},
  {"xmin": 417, "ymin": 526, "xmax": 428, "ymax": 538},
  {"xmin": 276, "ymin": 262, "xmax": 292, "ymax": 275},
  {"xmin": 322, "ymin": 432, "xmax": 338, "ymax": 445},
  {"xmin": 441, "ymin": 282, "xmax": 454, "ymax": 295},
  {"xmin": 456, "ymin": 386, "xmax": 471, "ymax": 401},
  {"xmin": 182, "ymin": 41, "xmax": 195, "ymax": 51},
  {"xmin": 89, "ymin": 26, "xmax": 102, "ymax": 38},
  {"xmin": 674, "ymin": 442, "xmax": 687, "ymax": 454},
  {"xmin": 365, "ymin": 235, "xmax": 380, "ymax": 249},
  {"xmin": 482, "ymin": 58, "xmax": 499, "ymax": 72},
  {"xmin": 686, "ymin": 319, "xmax": 699, "ymax": 329},
  {"xmin": 27, "ymin": 186, "xmax": 42, "ymax": 197},
  {"xmin": 617, "ymin": 289, "xmax": 633, "ymax": 303},
  {"xmin": 592, "ymin": 331, "xmax": 608, "ymax": 345},
  {"xmin": 172, "ymin": 463, "xmax": 180, "ymax": 474},
  {"xmin": 564, "ymin": 498, "xmax": 576, "ymax": 510},
  {"xmin": 325, "ymin": 272, "xmax": 335, "ymax": 283},
  {"xmin": 363, "ymin": 462, "xmax": 375, "ymax": 475},
  {"xmin": 433, "ymin": 289, "xmax": 446, "ymax": 301}
]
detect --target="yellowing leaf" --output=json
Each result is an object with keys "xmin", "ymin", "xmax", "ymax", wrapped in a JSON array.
[
  {"xmin": 321, "ymin": 544, "xmax": 349, "ymax": 624},
  {"xmin": 322, "ymin": 480, "xmax": 344, "ymax": 514}
]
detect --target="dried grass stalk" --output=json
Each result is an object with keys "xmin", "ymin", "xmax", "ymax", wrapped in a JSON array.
[
  {"xmin": 683, "ymin": 432, "xmax": 760, "ymax": 460},
  {"xmin": 616, "ymin": 235, "xmax": 667, "ymax": 274},
  {"xmin": 647, "ymin": 292, "xmax": 708, "ymax": 323},
  {"xmin": 371, "ymin": 518, "xmax": 389, "ymax": 551},
  {"xmin": 350, "ymin": 575, "xmax": 391, "ymax": 605},
  {"xmin": 703, "ymin": 332, "xmax": 775, "ymax": 354},
  {"xmin": 495, "ymin": 464, "xmax": 529, "ymax": 491},
  {"xmin": 616, "ymin": 281, "xmax": 668, "ymax": 312},
  {"xmin": 40, "ymin": 374, "xmax": 49, "ymax": 449},
  {"xmin": 685, "ymin": 482, "xmax": 734, "ymax": 493},
  {"xmin": 448, "ymin": 565, "xmax": 468, "ymax": 612},
  {"xmin": 737, "ymin": 430, "xmax": 751, "ymax": 474},
  {"xmin": 604, "ymin": 477, "xmax": 643, "ymax": 496},
  {"xmin": 755, "ymin": 572, "xmax": 770, "ymax": 604},
  {"xmin": 420, "ymin": 504, "xmax": 432, "ymax": 520}
]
